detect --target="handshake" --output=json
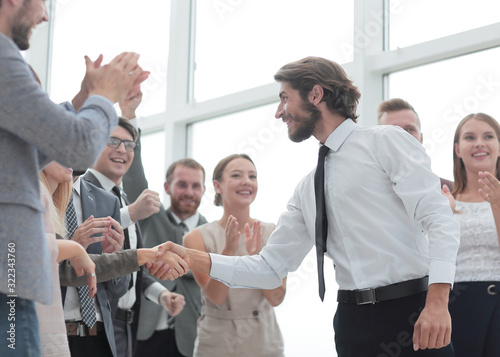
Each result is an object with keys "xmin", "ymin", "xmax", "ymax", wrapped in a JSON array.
[{"xmin": 140, "ymin": 242, "xmax": 207, "ymax": 280}]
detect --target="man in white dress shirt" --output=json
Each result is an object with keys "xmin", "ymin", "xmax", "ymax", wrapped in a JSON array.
[
  {"xmin": 85, "ymin": 116, "xmax": 185, "ymax": 357},
  {"xmin": 154, "ymin": 57, "xmax": 460, "ymax": 357}
]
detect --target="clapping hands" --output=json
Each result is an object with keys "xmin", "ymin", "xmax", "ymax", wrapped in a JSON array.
[
  {"xmin": 478, "ymin": 171, "xmax": 500, "ymax": 205},
  {"xmin": 71, "ymin": 216, "xmax": 124, "ymax": 253},
  {"xmin": 223, "ymin": 215, "xmax": 262, "ymax": 255}
]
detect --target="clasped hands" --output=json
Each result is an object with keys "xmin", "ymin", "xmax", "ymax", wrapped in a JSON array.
[
  {"xmin": 144, "ymin": 241, "xmax": 190, "ymax": 281},
  {"xmin": 144, "ymin": 215, "xmax": 262, "ymax": 280}
]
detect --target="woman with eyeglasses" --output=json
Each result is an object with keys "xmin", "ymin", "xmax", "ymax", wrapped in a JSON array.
[
  {"xmin": 442, "ymin": 113, "xmax": 500, "ymax": 357},
  {"xmin": 184, "ymin": 154, "xmax": 287, "ymax": 357}
]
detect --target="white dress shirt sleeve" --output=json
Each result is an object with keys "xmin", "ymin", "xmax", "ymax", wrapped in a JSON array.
[
  {"xmin": 373, "ymin": 128, "xmax": 459, "ymax": 286},
  {"xmin": 210, "ymin": 178, "xmax": 315, "ymax": 289}
]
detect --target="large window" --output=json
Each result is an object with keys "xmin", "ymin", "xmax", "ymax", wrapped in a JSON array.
[
  {"xmin": 50, "ymin": 0, "xmax": 170, "ymax": 117},
  {"xmin": 388, "ymin": 47, "xmax": 500, "ymax": 181},
  {"xmin": 389, "ymin": 0, "xmax": 500, "ymax": 50},
  {"xmin": 140, "ymin": 130, "xmax": 167, "ymax": 203},
  {"xmin": 194, "ymin": 0, "xmax": 354, "ymax": 102}
]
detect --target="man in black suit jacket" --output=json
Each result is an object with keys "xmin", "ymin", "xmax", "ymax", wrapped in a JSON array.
[
  {"xmin": 85, "ymin": 117, "xmax": 182, "ymax": 357},
  {"xmin": 61, "ymin": 177, "xmax": 130, "ymax": 357}
]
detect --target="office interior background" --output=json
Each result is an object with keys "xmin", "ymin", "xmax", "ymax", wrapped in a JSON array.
[{"xmin": 26, "ymin": 0, "xmax": 500, "ymax": 355}]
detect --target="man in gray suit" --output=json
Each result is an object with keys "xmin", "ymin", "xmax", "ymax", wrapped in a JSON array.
[
  {"xmin": 61, "ymin": 177, "xmax": 129, "ymax": 357},
  {"xmin": 122, "ymin": 112, "xmax": 207, "ymax": 356},
  {"xmin": 0, "ymin": 1, "xmax": 146, "ymax": 355}
]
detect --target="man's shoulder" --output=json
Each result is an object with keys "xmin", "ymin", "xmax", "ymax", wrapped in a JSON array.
[
  {"xmin": 0, "ymin": 34, "xmax": 20, "ymax": 57},
  {"xmin": 80, "ymin": 179, "xmax": 118, "ymax": 204}
]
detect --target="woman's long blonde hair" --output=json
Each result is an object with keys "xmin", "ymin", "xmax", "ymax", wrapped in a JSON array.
[{"xmin": 39, "ymin": 170, "xmax": 72, "ymax": 236}]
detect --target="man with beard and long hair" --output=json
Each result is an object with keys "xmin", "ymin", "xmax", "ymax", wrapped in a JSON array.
[
  {"xmin": 0, "ymin": 1, "xmax": 147, "ymax": 356},
  {"xmin": 123, "ymin": 123, "xmax": 207, "ymax": 357},
  {"xmin": 154, "ymin": 57, "xmax": 461, "ymax": 357}
]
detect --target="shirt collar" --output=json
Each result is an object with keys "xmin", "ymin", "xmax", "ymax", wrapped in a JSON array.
[
  {"xmin": 170, "ymin": 210, "xmax": 200, "ymax": 232},
  {"xmin": 88, "ymin": 168, "xmax": 120, "ymax": 192},
  {"xmin": 73, "ymin": 176, "xmax": 82, "ymax": 196},
  {"xmin": 323, "ymin": 119, "xmax": 357, "ymax": 152}
]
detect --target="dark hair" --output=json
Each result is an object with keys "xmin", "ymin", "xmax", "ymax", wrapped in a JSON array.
[
  {"xmin": 452, "ymin": 112, "xmax": 500, "ymax": 197},
  {"xmin": 118, "ymin": 117, "xmax": 138, "ymax": 142},
  {"xmin": 274, "ymin": 57, "xmax": 360, "ymax": 121},
  {"xmin": 376, "ymin": 98, "xmax": 421, "ymax": 128},
  {"xmin": 213, "ymin": 154, "xmax": 255, "ymax": 206},
  {"xmin": 165, "ymin": 158, "xmax": 205, "ymax": 184}
]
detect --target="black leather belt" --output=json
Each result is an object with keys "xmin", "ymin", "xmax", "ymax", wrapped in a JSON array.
[
  {"xmin": 337, "ymin": 276, "xmax": 429, "ymax": 305},
  {"xmin": 116, "ymin": 308, "xmax": 135, "ymax": 324}
]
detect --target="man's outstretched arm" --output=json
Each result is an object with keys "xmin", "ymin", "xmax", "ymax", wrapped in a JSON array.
[{"xmin": 148, "ymin": 242, "xmax": 211, "ymax": 279}]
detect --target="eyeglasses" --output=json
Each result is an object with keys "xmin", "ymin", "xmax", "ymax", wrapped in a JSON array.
[{"xmin": 107, "ymin": 137, "xmax": 137, "ymax": 152}]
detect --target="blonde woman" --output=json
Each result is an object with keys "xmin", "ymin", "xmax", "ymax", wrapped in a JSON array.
[{"xmin": 36, "ymin": 162, "xmax": 96, "ymax": 357}]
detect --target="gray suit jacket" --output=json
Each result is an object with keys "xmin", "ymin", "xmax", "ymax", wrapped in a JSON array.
[
  {"xmin": 122, "ymin": 133, "xmax": 207, "ymax": 357},
  {"xmin": 83, "ymin": 170, "xmax": 157, "ymax": 355},
  {"xmin": 0, "ymin": 33, "xmax": 118, "ymax": 304},
  {"xmin": 60, "ymin": 179, "xmax": 129, "ymax": 357}
]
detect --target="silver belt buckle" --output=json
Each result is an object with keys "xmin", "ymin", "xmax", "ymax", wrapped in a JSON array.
[
  {"xmin": 356, "ymin": 288, "xmax": 376, "ymax": 305},
  {"xmin": 126, "ymin": 309, "xmax": 134, "ymax": 325},
  {"xmin": 77, "ymin": 323, "xmax": 85, "ymax": 337}
]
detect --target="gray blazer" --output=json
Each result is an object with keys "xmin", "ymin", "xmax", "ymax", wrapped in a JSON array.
[
  {"xmin": 60, "ymin": 179, "xmax": 129, "ymax": 357},
  {"xmin": 0, "ymin": 33, "xmax": 118, "ymax": 304},
  {"xmin": 83, "ymin": 170, "xmax": 158, "ymax": 355},
  {"xmin": 122, "ymin": 133, "xmax": 207, "ymax": 357}
]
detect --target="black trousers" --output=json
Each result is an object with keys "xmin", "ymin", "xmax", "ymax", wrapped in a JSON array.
[
  {"xmin": 449, "ymin": 281, "xmax": 500, "ymax": 357},
  {"xmin": 135, "ymin": 329, "xmax": 183, "ymax": 357},
  {"xmin": 67, "ymin": 331, "xmax": 113, "ymax": 357},
  {"xmin": 334, "ymin": 292, "xmax": 454, "ymax": 357}
]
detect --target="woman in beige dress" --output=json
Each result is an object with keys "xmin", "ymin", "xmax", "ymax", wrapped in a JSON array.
[{"xmin": 184, "ymin": 154, "xmax": 287, "ymax": 357}]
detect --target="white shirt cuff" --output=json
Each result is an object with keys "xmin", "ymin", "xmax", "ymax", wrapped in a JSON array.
[
  {"xmin": 120, "ymin": 206, "xmax": 135, "ymax": 229},
  {"xmin": 144, "ymin": 282, "xmax": 167, "ymax": 304}
]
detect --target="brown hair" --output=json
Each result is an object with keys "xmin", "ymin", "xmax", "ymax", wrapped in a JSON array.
[
  {"xmin": 213, "ymin": 154, "xmax": 255, "ymax": 206},
  {"xmin": 165, "ymin": 158, "xmax": 205, "ymax": 184},
  {"xmin": 452, "ymin": 113, "xmax": 500, "ymax": 197},
  {"xmin": 376, "ymin": 98, "xmax": 421, "ymax": 128},
  {"xmin": 118, "ymin": 117, "xmax": 138, "ymax": 142},
  {"xmin": 274, "ymin": 57, "xmax": 360, "ymax": 121}
]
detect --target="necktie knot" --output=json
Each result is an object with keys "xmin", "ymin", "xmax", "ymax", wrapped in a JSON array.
[
  {"xmin": 178, "ymin": 222, "xmax": 189, "ymax": 233},
  {"xmin": 318, "ymin": 144, "xmax": 330, "ymax": 159},
  {"xmin": 112, "ymin": 185, "xmax": 122, "ymax": 198},
  {"xmin": 112, "ymin": 185, "xmax": 125, "ymax": 209}
]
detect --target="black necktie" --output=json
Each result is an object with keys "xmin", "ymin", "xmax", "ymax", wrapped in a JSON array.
[
  {"xmin": 111, "ymin": 185, "xmax": 134, "ymax": 290},
  {"xmin": 314, "ymin": 145, "xmax": 330, "ymax": 301},
  {"xmin": 112, "ymin": 185, "xmax": 130, "ymax": 250},
  {"xmin": 66, "ymin": 193, "xmax": 97, "ymax": 328}
]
